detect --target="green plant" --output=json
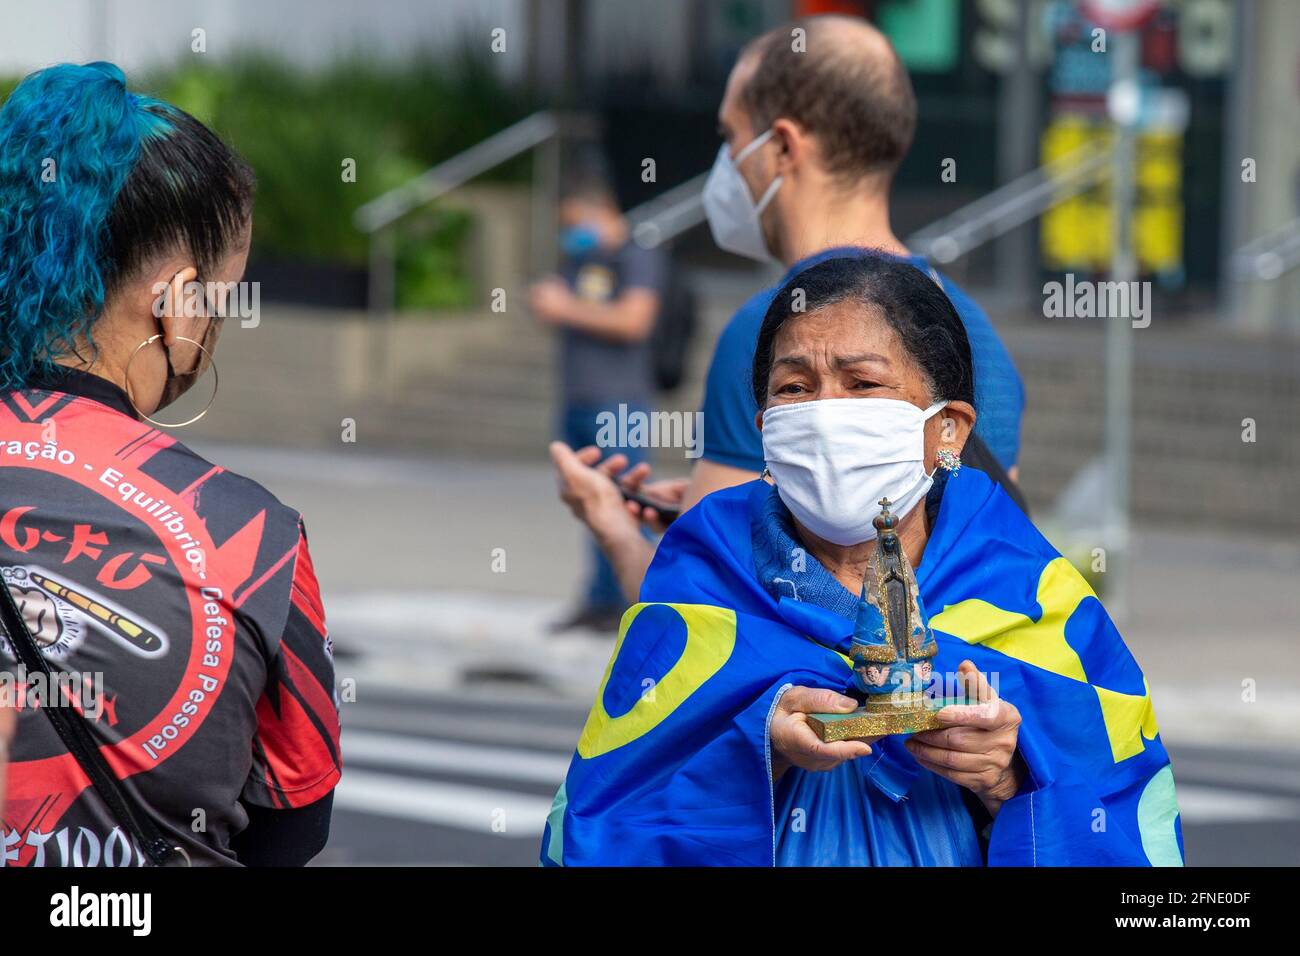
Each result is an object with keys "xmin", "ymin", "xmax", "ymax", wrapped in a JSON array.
[
  {"xmin": 395, "ymin": 209, "xmax": 477, "ymax": 310},
  {"xmin": 2, "ymin": 44, "xmax": 530, "ymax": 310}
]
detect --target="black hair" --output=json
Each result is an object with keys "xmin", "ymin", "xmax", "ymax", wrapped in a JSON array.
[
  {"xmin": 108, "ymin": 103, "xmax": 256, "ymax": 294},
  {"xmin": 0, "ymin": 62, "xmax": 255, "ymax": 388},
  {"xmin": 751, "ymin": 253, "xmax": 975, "ymax": 410},
  {"xmin": 559, "ymin": 146, "xmax": 619, "ymax": 208}
]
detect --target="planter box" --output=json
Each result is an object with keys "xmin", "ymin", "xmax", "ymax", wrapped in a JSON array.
[{"xmin": 244, "ymin": 255, "xmax": 369, "ymax": 310}]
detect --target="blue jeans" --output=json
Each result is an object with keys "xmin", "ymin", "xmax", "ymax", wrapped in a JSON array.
[{"xmin": 562, "ymin": 403, "xmax": 650, "ymax": 610}]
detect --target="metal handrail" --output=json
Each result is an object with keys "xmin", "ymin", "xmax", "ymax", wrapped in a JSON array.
[
  {"xmin": 627, "ymin": 171, "xmax": 710, "ymax": 249},
  {"xmin": 357, "ymin": 116, "xmax": 1123, "ymax": 313},
  {"xmin": 356, "ymin": 109, "xmax": 592, "ymax": 398},
  {"xmin": 356, "ymin": 109, "xmax": 605, "ymax": 329},
  {"xmin": 621, "ymin": 143, "xmax": 1116, "ymax": 258},
  {"xmin": 905, "ymin": 142, "xmax": 1114, "ymax": 263},
  {"xmin": 1231, "ymin": 217, "xmax": 1300, "ymax": 282},
  {"xmin": 354, "ymin": 111, "xmax": 559, "ymax": 233}
]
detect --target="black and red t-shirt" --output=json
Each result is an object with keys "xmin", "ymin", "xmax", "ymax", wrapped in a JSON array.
[{"xmin": 0, "ymin": 371, "xmax": 341, "ymax": 866}]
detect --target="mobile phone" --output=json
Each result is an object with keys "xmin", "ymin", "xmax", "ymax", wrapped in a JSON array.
[{"xmin": 619, "ymin": 487, "xmax": 680, "ymax": 525}]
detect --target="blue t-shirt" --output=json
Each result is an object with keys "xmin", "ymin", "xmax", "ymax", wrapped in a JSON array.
[{"xmin": 699, "ymin": 247, "xmax": 1025, "ymax": 470}]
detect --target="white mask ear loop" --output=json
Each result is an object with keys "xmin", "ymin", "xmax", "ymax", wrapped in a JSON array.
[
  {"xmin": 754, "ymin": 175, "xmax": 784, "ymax": 216},
  {"xmin": 734, "ymin": 130, "xmax": 783, "ymax": 214},
  {"xmin": 732, "ymin": 128, "xmax": 774, "ymax": 164}
]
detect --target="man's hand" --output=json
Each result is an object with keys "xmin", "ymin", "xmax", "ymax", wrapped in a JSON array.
[
  {"xmin": 770, "ymin": 686, "xmax": 879, "ymax": 779},
  {"xmin": 905, "ymin": 660, "xmax": 1024, "ymax": 816},
  {"xmin": 529, "ymin": 277, "xmax": 574, "ymax": 325}
]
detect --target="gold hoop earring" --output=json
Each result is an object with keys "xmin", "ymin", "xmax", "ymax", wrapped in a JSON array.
[{"xmin": 123, "ymin": 334, "xmax": 219, "ymax": 428}]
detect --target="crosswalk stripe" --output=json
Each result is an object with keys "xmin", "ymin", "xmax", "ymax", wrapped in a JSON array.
[
  {"xmin": 342, "ymin": 706, "xmax": 581, "ymax": 751},
  {"xmin": 332, "ymin": 751, "xmax": 1295, "ymax": 841},
  {"xmin": 342, "ymin": 729, "xmax": 570, "ymax": 784},
  {"xmin": 1175, "ymin": 784, "xmax": 1300, "ymax": 824},
  {"xmin": 333, "ymin": 717, "xmax": 1300, "ymax": 838},
  {"xmin": 333, "ymin": 774, "xmax": 1294, "ymax": 839},
  {"xmin": 335, "ymin": 768, "xmax": 551, "ymax": 838},
  {"xmin": 352, "ymin": 683, "xmax": 591, "ymax": 719},
  {"xmin": 1172, "ymin": 758, "xmax": 1300, "ymax": 795}
]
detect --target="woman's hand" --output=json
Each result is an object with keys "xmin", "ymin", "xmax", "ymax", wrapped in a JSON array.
[
  {"xmin": 770, "ymin": 686, "xmax": 879, "ymax": 780},
  {"xmin": 549, "ymin": 441, "xmax": 660, "ymax": 604},
  {"xmin": 617, "ymin": 461, "xmax": 687, "ymax": 533},
  {"xmin": 905, "ymin": 660, "xmax": 1024, "ymax": 817},
  {"xmin": 549, "ymin": 441, "xmax": 642, "ymax": 547}
]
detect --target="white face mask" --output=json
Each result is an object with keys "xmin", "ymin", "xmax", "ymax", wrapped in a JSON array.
[
  {"xmin": 701, "ymin": 129, "xmax": 783, "ymax": 263},
  {"xmin": 761, "ymin": 398, "xmax": 949, "ymax": 546}
]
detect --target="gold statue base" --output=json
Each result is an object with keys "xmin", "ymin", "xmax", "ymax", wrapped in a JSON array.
[{"xmin": 808, "ymin": 694, "xmax": 964, "ymax": 742}]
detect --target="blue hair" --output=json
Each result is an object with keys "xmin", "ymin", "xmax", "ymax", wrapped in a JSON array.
[{"xmin": 0, "ymin": 62, "xmax": 254, "ymax": 390}]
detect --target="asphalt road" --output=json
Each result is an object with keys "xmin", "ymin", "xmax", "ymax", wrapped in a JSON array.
[
  {"xmin": 176, "ymin": 443, "xmax": 1298, "ymax": 867},
  {"xmin": 316, "ymin": 682, "xmax": 1300, "ymax": 867}
]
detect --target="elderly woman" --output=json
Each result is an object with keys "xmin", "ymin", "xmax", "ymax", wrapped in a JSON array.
[
  {"xmin": 543, "ymin": 254, "xmax": 1182, "ymax": 866},
  {"xmin": 0, "ymin": 63, "xmax": 340, "ymax": 866}
]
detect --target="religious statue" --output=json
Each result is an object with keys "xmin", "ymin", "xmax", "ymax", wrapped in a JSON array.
[{"xmin": 808, "ymin": 497, "xmax": 957, "ymax": 742}]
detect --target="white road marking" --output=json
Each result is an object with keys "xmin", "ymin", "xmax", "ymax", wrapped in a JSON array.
[
  {"xmin": 334, "ymin": 773, "xmax": 1297, "ymax": 838},
  {"xmin": 343, "ymin": 707, "xmax": 582, "ymax": 751},
  {"xmin": 333, "ymin": 710, "xmax": 1300, "ymax": 840},
  {"xmin": 1171, "ymin": 758, "xmax": 1300, "ymax": 794},
  {"xmin": 334, "ymin": 768, "xmax": 551, "ymax": 838},
  {"xmin": 1175, "ymin": 784, "xmax": 1300, "ymax": 824},
  {"xmin": 342, "ymin": 729, "xmax": 570, "ymax": 784}
]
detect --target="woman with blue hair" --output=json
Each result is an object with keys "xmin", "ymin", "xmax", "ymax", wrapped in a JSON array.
[{"xmin": 0, "ymin": 63, "xmax": 341, "ymax": 866}]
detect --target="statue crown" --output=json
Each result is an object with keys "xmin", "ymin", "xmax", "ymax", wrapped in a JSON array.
[{"xmin": 873, "ymin": 497, "xmax": 898, "ymax": 534}]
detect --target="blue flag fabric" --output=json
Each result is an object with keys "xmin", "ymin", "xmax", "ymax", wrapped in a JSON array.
[{"xmin": 541, "ymin": 467, "xmax": 1184, "ymax": 866}]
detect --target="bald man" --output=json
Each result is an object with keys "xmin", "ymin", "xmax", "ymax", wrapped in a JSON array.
[{"xmin": 552, "ymin": 15, "xmax": 1026, "ymax": 606}]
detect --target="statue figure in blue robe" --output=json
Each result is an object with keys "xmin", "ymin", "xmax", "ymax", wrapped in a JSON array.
[{"xmin": 847, "ymin": 498, "xmax": 938, "ymax": 705}]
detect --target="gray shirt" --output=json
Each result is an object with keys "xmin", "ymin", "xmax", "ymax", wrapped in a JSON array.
[{"xmin": 559, "ymin": 241, "xmax": 665, "ymax": 407}]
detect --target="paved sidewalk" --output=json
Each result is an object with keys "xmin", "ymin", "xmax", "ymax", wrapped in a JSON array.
[{"xmin": 193, "ymin": 441, "xmax": 1300, "ymax": 750}]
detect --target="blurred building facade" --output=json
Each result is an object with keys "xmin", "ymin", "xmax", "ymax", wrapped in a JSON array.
[
  {"xmin": 2, "ymin": 1, "xmax": 1295, "ymax": 534},
  {"xmin": 0, "ymin": 0, "xmax": 525, "ymax": 74},
  {"xmin": 3, "ymin": 1, "xmax": 1293, "ymax": 327},
  {"xmin": 527, "ymin": 0, "xmax": 1299, "ymax": 331}
]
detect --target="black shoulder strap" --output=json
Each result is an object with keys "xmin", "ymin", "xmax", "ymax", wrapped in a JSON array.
[
  {"xmin": 961, "ymin": 433, "xmax": 1031, "ymax": 517},
  {"xmin": 921, "ymin": 260, "xmax": 1032, "ymax": 517},
  {"xmin": 0, "ymin": 578, "xmax": 188, "ymax": 867}
]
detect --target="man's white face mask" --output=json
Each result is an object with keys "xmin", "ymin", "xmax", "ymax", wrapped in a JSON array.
[
  {"xmin": 761, "ymin": 397, "xmax": 949, "ymax": 546},
  {"xmin": 701, "ymin": 129, "xmax": 783, "ymax": 263}
]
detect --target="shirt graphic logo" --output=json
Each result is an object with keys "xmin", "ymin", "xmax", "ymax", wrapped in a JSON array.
[{"xmin": 1, "ymin": 565, "xmax": 167, "ymax": 661}]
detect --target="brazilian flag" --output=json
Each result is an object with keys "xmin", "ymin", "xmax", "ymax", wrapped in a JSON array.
[{"xmin": 541, "ymin": 467, "xmax": 1183, "ymax": 866}]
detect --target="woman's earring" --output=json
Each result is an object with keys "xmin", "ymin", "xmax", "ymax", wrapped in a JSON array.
[
  {"xmin": 935, "ymin": 447, "xmax": 961, "ymax": 474},
  {"xmin": 123, "ymin": 334, "xmax": 219, "ymax": 428},
  {"xmin": 761, "ymin": 467, "xmax": 773, "ymax": 482}
]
